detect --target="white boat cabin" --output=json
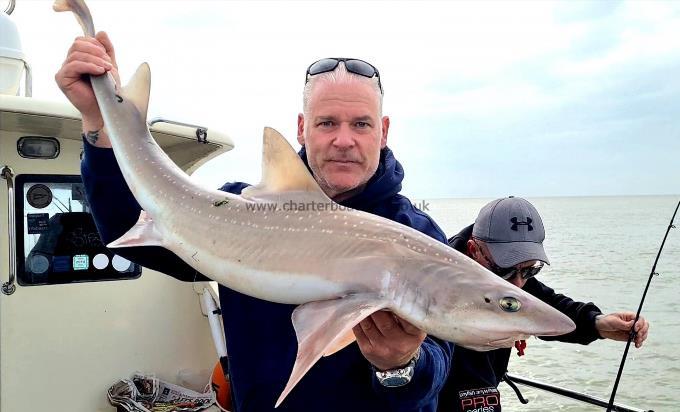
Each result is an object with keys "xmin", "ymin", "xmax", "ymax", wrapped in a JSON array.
[{"xmin": 1, "ymin": 4, "xmax": 233, "ymax": 410}]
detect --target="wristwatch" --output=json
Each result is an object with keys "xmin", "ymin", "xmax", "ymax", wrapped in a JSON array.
[{"xmin": 374, "ymin": 348, "xmax": 421, "ymax": 388}]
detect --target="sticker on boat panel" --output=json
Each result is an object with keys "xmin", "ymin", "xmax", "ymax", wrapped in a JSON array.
[
  {"xmin": 27, "ymin": 213, "xmax": 50, "ymax": 234},
  {"xmin": 71, "ymin": 183, "xmax": 86, "ymax": 201},
  {"xmin": 458, "ymin": 387, "xmax": 501, "ymax": 412},
  {"xmin": 53, "ymin": 256, "xmax": 71, "ymax": 273},
  {"xmin": 112, "ymin": 255, "xmax": 132, "ymax": 272},
  {"xmin": 27, "ymin": 184, "xmax": 53, "ymax": 209},
  {"xmin": 93, "ymin": 253, "xmax": 109, "ymax": 270},
  {"xmin": 73, "ymin": 254, "xmax": 89, "ymax": 271},
  {"xmin": 28, "ymin": 254, "xmax": 49, "ymax": 274}
]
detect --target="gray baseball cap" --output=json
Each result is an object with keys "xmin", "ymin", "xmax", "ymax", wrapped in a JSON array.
[{"xmin": 472, "ymin": 196, "xmax": 550, "ymax": 268}]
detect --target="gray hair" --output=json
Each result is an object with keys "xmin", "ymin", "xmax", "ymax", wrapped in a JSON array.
[{"xmin": 302, "ymin": 62, "xmax": 383, "ymax": 117}]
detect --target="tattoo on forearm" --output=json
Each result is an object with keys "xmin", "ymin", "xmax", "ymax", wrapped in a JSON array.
[{"xmin": 83, "ymin": 130, "xmax": 100, "ymax": 145}]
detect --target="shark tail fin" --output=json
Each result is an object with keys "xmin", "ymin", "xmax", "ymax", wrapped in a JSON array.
[
  {"xmin": 107, "ymin": 210, "xmax": 163, "ymax": 248},
  {"xmin": 53, "ymin": 0, "xmax": 95, "ymax": 37},
  {"xmin": 52, "ymin": 0, "xmax": 72, "ymax": 12}
]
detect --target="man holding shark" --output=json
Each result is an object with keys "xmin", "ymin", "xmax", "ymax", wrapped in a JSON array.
[{"xmin": 56, "ymin": 34, "xmax": 453, "ymax": 410}]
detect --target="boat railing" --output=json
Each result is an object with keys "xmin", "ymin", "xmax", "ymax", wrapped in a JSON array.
[
  {"xmin": 21, "ymin": 60, "xmax": 31, "ymax": 97},
  {"xmin": 4, "ymin": 0, "xmax": 15, "ymax": 15},
  {"xmin": 1, "ymin": 166, "xmax": 16, "ymax": 295},
  {"xmin": 148, "ymin": 117, "xmax": 209, "ymax": 144},
  {"xmin": 504, "ymin": 373, "xmax": 653, "ymax": 412}
]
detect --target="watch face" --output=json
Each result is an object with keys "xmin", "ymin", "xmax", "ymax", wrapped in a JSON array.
[{"xmin": 381, "ymin": 375, "xmax": 410, "ymax": 387}]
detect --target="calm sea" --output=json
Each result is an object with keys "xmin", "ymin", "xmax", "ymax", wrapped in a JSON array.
[{"xmin": 422, "ymin": 195, "xmax": 680, "ymax": 412}]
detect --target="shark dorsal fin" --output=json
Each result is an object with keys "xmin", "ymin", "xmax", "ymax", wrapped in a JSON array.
[
  {"xmin": 242, "ymin": 127, "xmax": 331, "ymax": 201},
  {"xmin": 120, "ymin": 63, "xmax": 151, "ymax": 120}
]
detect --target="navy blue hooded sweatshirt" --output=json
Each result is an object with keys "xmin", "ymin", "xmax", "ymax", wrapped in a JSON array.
[{"xmin": 81, "ymin": 142, "xmax": 453, "ymax": 412}]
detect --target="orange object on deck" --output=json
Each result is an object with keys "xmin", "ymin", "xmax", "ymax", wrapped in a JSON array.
[{"xmin": 211, "ymin": 362, "xmax": 232, "ymax": 411}]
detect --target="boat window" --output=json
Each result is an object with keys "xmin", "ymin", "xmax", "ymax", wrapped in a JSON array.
[{"xmin": 15, "ymin": 174, "xmax": 141, "ymax": 286}]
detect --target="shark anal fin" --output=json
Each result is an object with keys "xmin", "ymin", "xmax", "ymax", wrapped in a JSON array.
[
  {"xmin": 107, "ymin": 210, "xmax": 163, "ymax": 248},
  {"xmin": 275, "ymin": 294, "xmax": 387, "ymax": 408}
]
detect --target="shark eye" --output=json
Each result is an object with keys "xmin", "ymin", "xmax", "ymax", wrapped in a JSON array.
[{"xmin": 499, "ymin": 297, "xmax": 521, "ymax": 312}]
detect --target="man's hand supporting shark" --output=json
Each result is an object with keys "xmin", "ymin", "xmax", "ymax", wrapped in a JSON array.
[{"xmin": 355, "ymin": 311, "xmax": 425, "ymax": 371}]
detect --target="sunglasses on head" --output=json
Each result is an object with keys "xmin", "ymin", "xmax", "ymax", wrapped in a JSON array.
[
  {"xmin": 473, "ymin": 239, "xmax": 544, "ymax": 281},
  {"xmin": 305, "ymin": 57, "xmax": 383, "ymax": 94}
]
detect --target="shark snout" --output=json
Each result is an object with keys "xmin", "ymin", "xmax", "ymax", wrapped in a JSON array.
[
  {"xmin": 536, "ymin": 309, "xmax": 576, "ymax": 336},
  {"xmin": 510, "ymin": 294, "xmax": 576, "ymax": 337}
]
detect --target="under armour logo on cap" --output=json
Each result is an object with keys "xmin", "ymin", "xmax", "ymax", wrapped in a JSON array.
[{"xmin": 510, "ymin": 216, "xmax": 533, "ymax": 231}]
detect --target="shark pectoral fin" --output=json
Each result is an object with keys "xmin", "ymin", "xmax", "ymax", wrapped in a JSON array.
[
  {"xmin": 242, "ymin": 127, "xmax": 332, "ymax": 202},
  {"xmin": 121, "ymin": 63, "xmax": 151, "ymax": 120},
  {"xmin": 107, "ymin": 210, "xmax": 163, "ymax": 248},
  {"xmin": 323, "ymin": 329, "xmax": 357, "ymax": 357},
  {"xmin": 275, "ymin": 294, "xmax": 387, "ymax": 408}
]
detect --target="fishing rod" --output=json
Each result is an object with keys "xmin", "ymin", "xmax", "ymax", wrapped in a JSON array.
[
  {"xmin": 606, "ymin": 200, "xmax": 679, "ymax": 411},
  {"xmin": 504, "ymin": 373, "xmax": 652, "ymax": 412}
]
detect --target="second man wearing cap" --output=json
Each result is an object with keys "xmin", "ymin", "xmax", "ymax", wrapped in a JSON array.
[{"xmin": 438, "ymin": 196, "xmax": 650, "ymax": 412}]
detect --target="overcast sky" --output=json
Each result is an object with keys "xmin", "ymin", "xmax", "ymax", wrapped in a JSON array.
[{"xmin": 10, "ymin": 0, "xmax": 680, "ymax": 199}]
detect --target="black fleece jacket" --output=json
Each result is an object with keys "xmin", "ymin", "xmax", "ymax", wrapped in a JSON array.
[{"xmin": 437, "ymin": 224, "xmax": 603, "ymax": 412}]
